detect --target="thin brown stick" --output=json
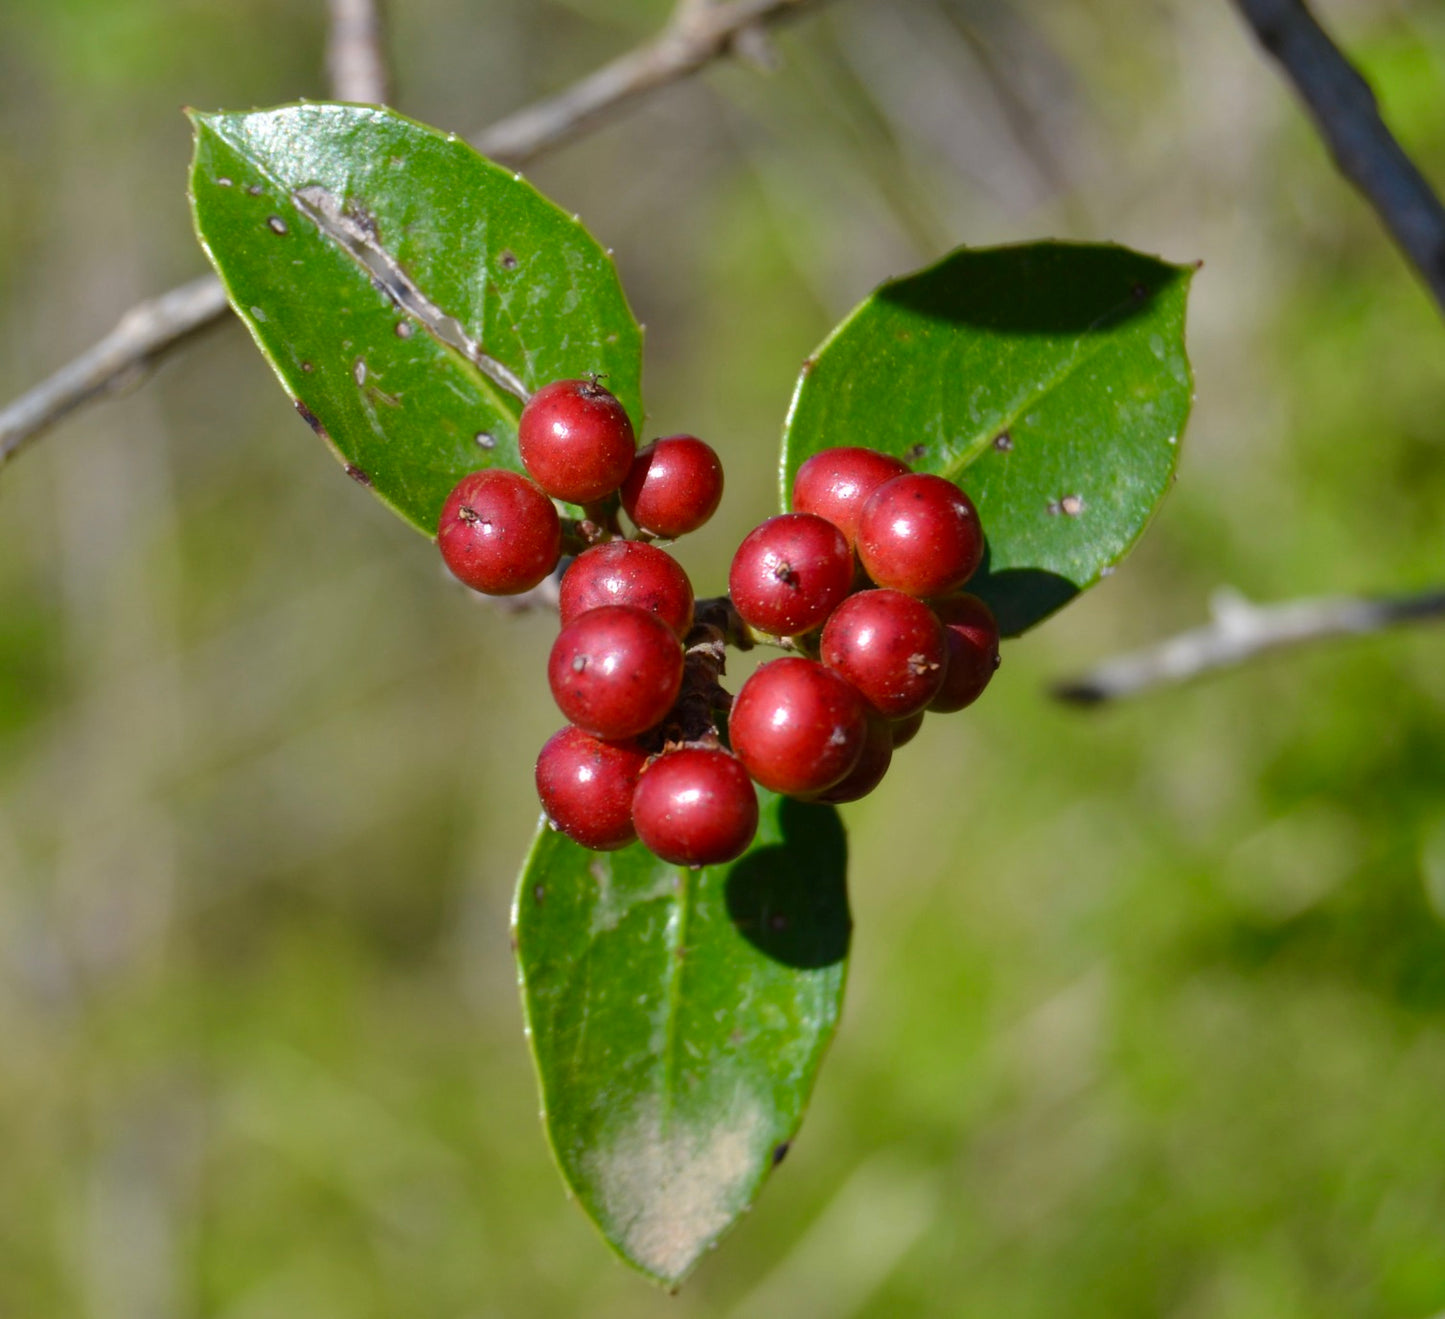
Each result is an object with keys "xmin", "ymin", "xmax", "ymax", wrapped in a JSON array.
[
  {"xmin": 471, "ymin": 0, "xmax": 823, "ymax": 165},
  {"xmin": 1052, "ymin": 586, "xmax": 1445, "ymax": 705},
  {"xmin": 1231, "ymin": 0, "xmax": 1445, "ymax": 314},
  {"xmin": 0, "ymin": 276, "xmax": 231, "ymax": 469},
  {"xmin": 0, "ymin": 0, "xmax": 825, "ymax": 473},
  {"xmin": 327, "ymin": 0, "xmax": 390, "ymax": 106}
]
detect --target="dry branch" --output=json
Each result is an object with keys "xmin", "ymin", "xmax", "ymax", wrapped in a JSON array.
[
  {"xmin": 327, "ymin": 0, "xmax": 391, "ymax": 106},
  {"xmin": 1053, "ymin": 586, "xmax": 1445, "ymax": 705},
  {"xmin": 1231, "ymin": 0, "xmax": 1445, "ymax": 314}
]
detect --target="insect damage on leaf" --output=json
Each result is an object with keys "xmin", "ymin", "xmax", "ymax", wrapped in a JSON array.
[{"xmin": 291, "ymin": 183, "xmax": 531, "ymax": 400}]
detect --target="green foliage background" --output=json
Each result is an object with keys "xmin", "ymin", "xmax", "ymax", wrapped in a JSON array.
[{"xmin": 3, "ymin": 0, "xmax": 1445, "ymax": 1315}]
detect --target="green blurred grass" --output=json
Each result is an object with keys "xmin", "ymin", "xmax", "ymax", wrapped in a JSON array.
[{"xmin": 4, "ymin": 1, "xmax": 1445, "ymax": 1315}]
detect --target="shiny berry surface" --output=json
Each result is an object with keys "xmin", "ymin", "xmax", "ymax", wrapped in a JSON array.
[
  {"xmin": 820, "ymin": 589, "xmax": 948, "ymax": 719},
  {"xmin": 929, "ymin": 593, "xmax": 1001, "ymax": 713},
  {"xmin": 535, "ymin": 726, "xmax": 648, "ymax": 851},
  {"xmin": 621, "ymin": 435, "xmax": 725, "ymax": 539},
  {"xmin": 856, "ymin": 473, "xmax": 984, "ymax": 598},
  {"xmin": 728, "ymin": 513, "xmax": 853, "ymax": 637},
  {"xmin": 632, "ymin": 747, "xmax": 759, "ymax": 867},
  {"xmin": 437, "ymin": 469, "xmax": 561, "ymax": 595},
  {"xmin": 811, "ymin": 714, "xmax": 893, "ymax": 804},
  {"xmin": 518, "ymin": 379, "xmax": 636, "ymax": 503},
  {"xmin": 791, "ymin": 446, "xmax": 910, "ymax": 548},
  {"xmin": 547, "ymin": 605, "xmax": 683, "ymax": 740},
  {"xmin": 728, "ymin": 658, "xmax": 867, "ymax": 797},
  {"xmin": 559, "ymin": 541, "xmax": 695, "ymax": 639}
]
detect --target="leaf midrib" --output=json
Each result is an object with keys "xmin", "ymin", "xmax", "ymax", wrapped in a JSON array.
[{"xmin": 940, "ymin": 292, "xmax": 1159, "ymax": 483}]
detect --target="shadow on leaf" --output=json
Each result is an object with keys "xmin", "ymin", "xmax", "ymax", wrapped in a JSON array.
[
  {"xmin": 725, "ymin": 797, "xmax": 850, "ymax": 970},
  {"xmin": 875, "ymin": 242, "xmax": 1186, "ymax": 335},
  {"xmin": 965, "ymin": 539, "xmax": 1079, "ymax": 637}
]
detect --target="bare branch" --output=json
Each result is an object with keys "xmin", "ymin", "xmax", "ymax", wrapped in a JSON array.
[
  {"xmin": 1231, "ymin": 0, "xmax": 1445, "ymax": 314},
  {"xmin": 1053, "ymin": 585, "xmax": 1445, "ymax": 705},
  {"xmin": 0, "ymin": 0, "xmax": 825, "ymax": 474},
  {"xmin": 0, "ymin": 276, "xmax": 231, "ymax": 469},
  {"xmin": 327, "ymin": 0, "xmax": 390, "ymax": 106},
  {"xmin": 472, "ymin": 0, "xmax": 824, "ymax": 166}
]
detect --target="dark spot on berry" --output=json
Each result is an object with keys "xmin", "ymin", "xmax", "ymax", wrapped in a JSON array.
[
  {"xmin": 458, "ymin": 505, "xmax": 480, "ymax": 524},
  {"xmin": 345, "ymin": 464, "xmax": 372, "ymax": 486},
  {"xmin": 499, "ymin": 249, "xmax": 518, "ymax": 270},
  {"xmin": 771, "ymin": 559, "xmax": 799, "ymax": 588},
  {"xmin": 771, "ymin": 1142, "xmax": 790, "ymax": 1167},
  {"xmin": 905, "ymin": 443, "xmax": 927, "ymax": 462},
  {"xmin": 993, "ymin": 431, "xmax": 1013, "ymax": 452},
  {"xmin": 294, "ymin": 400, "xmax": 325, "ymax": 434}
]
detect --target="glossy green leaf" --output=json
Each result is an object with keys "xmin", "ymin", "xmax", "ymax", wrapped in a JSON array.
[
  {"xmin": 781, "ymin": 243, "xmax": 1194, "ymax": 634},
  {"xmin": 514, "ymin": 793, "xmax": 849, "ymax": 1287},
  {"xmin": 188, "ymin": 103, "xmax": 643, "ymax": 535}
]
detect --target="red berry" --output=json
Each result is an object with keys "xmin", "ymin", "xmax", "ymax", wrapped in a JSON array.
[
  {"xmin": 856, "ymin": 473, "xmax": 984, "ymax": 598},
  {"xmin": 890, "ymin": 709, "xmax": 925, "ymax": 748},
  {"xmin": 810, "ymin": 714, "xmax": 893, "ymax": 804},
  {"xmin": 792, "ymin": 446, "xmax": 910, "ymax": 548},
  {"xmin": 728, "ymin": 657, "xmax": 868, "ymax": 797},
  {"xmin": 437, "ymin": 469, "xmax": 561, "ymax": 595},
  {"xmin": 535, "ymin": 726, "xmax": 648, "ymax": 851},
  {"xmin": 621, "ymin": 435, "xmax": 725, "ymax": 539},
  {"xmin": 559, "ymin": 541, "xmax": 695, "ymax": 639},
  {"xmin": 728, "ymin": 513, "xmax": 853, "ymax": 637},
  {"xmin": 820, "ymin": 589, "xmax": 948, "ymax": 719},
  {"xmin": 929, "ymin": 593, "xmax": 1001, "ymax": 713},
  {"xmin": 547, "ymin": 605, "xmax": 684, "ymax": 740},
  {"xmin": 632, "ymin": 747, "xmax": 759, "ymax": 867},
  {"xmin": 518, "ymin": 379, "xmax": 636, "ymax": 503}
]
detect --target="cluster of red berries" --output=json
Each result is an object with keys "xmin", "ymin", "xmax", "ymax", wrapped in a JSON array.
[{"xmin": 437, "ymin": 378, "xmax": 1000, "ymax": 869}]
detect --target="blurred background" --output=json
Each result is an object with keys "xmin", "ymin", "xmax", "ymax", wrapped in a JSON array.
[{"xmin": 3, "ymin": 0, "xmax": 1445, "ymax": 1314}]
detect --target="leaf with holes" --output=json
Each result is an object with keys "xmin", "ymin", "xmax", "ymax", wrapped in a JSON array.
[
  {"xmin": 514, "ymin": 792, "xmax": 849, "ymax": 1287},
  {"xmin": 780, "ymin": 243, "xmax": 1194, "ymax": 634},
  {"xmin": 188, "ymin": 103, "xmax": 643, "ymax": 535}
]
